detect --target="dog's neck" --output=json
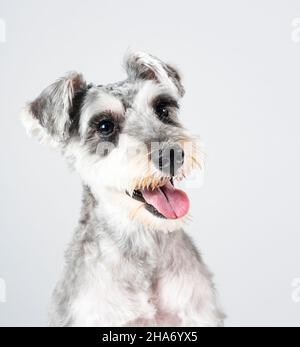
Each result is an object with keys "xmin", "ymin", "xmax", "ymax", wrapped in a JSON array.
[{"xmin": 77, "ymin": 185, "xmax": 169, "ymax": 257}]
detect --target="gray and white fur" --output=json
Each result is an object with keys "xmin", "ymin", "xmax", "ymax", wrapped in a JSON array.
[{"xmin": 21, "ymin": 52, "xmax": 224, "ymax": 327}]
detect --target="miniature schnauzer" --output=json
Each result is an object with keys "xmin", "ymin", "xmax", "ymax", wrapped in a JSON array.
[{"xmin": 21, "ymin": 52, "xmax": 224, "ymax": 327}]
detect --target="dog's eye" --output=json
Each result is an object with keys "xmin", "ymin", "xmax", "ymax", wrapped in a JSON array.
[
  {"xmin": 98, "ymin": 119, "xmax": 115, "ymax": 136},
  {"xmin": 155, "ymin": 102, "xmax": 169, "ymax": 118}
]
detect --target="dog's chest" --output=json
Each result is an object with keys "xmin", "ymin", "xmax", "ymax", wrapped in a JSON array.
[{"xmin": 70, "ymin": 239, "xmax": 174, "ymax": 327}]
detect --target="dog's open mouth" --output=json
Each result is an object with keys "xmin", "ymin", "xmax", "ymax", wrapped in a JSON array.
[{"xmin": 127, "ymin": 179, "xmax": 190, "ymax": 220}]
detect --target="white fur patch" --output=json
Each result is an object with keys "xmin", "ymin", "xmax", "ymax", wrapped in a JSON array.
[
  {"xmin": 65, "ymin": 133, "xmax": 188, "ymax": 234},
  {"xmin": 20, "ymin": 107, "xmax": 60, "ymax": 148},
  {"xmin": 125, "ymin": 51, "xmax": 180, "ymax": 96},
  {"xmin": 133, "ymin": 80, "xmax": 178, "ymax": 113}
]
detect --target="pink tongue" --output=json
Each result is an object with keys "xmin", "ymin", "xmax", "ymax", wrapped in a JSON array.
[{"xmin": 141, "ymin": 181, "xmax": 190, "ymax": 219}]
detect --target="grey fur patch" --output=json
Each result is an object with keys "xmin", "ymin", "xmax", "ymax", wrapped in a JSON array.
[
  {"xmin": 50, "ymin": 186, "xmax": 99, "ymax": 327},
  {"xmin": 69, "ymin": 85, "xmax": 92, "ymax": 137},
  {"xmin": 163, "ymin": 63, "xmax": 185, "ymax": 97},
  {"xmin": 124, "ymin": 52, "xmax": 185, "ymax": 96},
  {"xmin": 30, "ymin": 72, "xmax": 87, "ymax": 141},
  {"xmin": 105, "ymin": 80, "xmax": 139, "ymax": 109}
]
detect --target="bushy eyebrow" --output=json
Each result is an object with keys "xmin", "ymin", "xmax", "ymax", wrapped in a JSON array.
[
  {"xmin": 80, "ymin": 90, "xmax": 125, "ymax": 136},
  {"xmin": 152, "ymin": 94, "xmax": 179, "ymax": 109},
  {"xmin": 151, "ymin": 93, "xmax": 181, "ymax": 128},
  {"xmin": 89, "ymin": 111, "xmax": 123, "ymax": 128}
]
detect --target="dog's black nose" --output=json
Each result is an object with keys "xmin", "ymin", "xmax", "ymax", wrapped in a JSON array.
[{"xmin": 151, "ymin": 144, "xmax": 184, "ymax": 176}]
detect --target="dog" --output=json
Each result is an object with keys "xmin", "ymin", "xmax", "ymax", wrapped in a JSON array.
[{"xmin": 21, "ymin": 52, "xmax": 224, "ymax": 327}]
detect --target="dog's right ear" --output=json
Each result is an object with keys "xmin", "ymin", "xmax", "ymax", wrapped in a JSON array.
[
  {"xmin": 124, "ymin": 51, "xmax": 185, "ymax": 97},
  {"xmin": 21, "ymin": 72, "xmax": 87, "ymax": 147}
]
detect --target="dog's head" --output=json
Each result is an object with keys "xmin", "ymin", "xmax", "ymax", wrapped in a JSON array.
[{"xmin": 22, "ymin": 52, "xmax": 200, "ymax": 232}]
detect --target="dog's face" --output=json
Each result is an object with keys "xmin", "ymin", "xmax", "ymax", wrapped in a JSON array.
[{"xmin": 22, "ymin": 52, "xmax": 200, "ymax": 232}]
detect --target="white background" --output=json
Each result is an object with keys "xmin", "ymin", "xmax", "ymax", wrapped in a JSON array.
[{"xmin": 0, "ymin": 0, "xmax": 300, "ymax": 327}]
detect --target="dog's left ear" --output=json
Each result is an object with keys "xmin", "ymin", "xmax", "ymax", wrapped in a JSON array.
[
  {"xmin": 124, "ymin": 52, "xmax": 185, "ymax": 97},
  {"xmin": 21, "ymin": 72, "xmax": 87, "ymax": 146}
]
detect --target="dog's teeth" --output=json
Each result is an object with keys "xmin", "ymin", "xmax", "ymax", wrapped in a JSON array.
[
  {"xmin": 142, "ymin": 179, "xmax": 146, "ymax": 190},
  {"xmin": 140, "ymin": 179, "xmax": 145, "ymax": 190},
  {"xmin": 132, "ymin": 173, "xmax": 192, "ymax": 194}
]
